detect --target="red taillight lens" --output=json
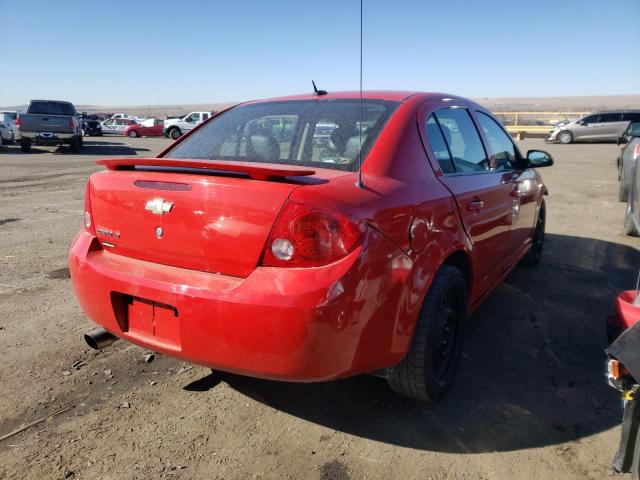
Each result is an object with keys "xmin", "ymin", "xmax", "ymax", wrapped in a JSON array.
[
  {"xmin": 69, "ymin": 118, "xmax": 76, "ymax": 129},
  {"xmin": 84, "ymin": 180, "xmax": 96, "ymax": 235},
  {"xmin": 15, "ymin": 116, "xmax": 21, "ymax": 127},
  {"xmin": 261, "ymin": 201, "xmax": 366, "ymax": 267},
  {"xmin": 634, "ymin": 144, "xmax": 640, "ymax": 160}
]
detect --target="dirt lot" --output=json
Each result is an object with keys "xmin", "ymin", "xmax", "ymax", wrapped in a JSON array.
[{"xmin": 0, "ymin": 135, "xmax": 638, "ymax": 480}]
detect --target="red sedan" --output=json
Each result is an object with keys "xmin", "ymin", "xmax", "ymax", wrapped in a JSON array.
[
  {"xmin": 70, "ymin": 91, "xmax": 552, "ymax": 401},
  {"xmin": 124, "ymin": 118, "xmax": 164, "ymax": 138}
]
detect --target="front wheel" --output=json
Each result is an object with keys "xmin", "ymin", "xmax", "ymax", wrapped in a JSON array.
[
  {"xmin": 625, "ymin": 200, "xmax": 639, "ymax": 236},
  {"xmin": 520, "ymin": 200, "xmax": 546, "ymax": 267},
  {"xmin": 620, "ymin": 181, "xmax": 629, "ymax": 203},
  {"xmin": 127, "ymin": 130, "xmax": 138, "ymax": 138},
  {"xmin": 20, "ymin": 138, "xmax": 31, "ymax": 153},
  {"xmin": 386, "ymin": 265, "xmax": 467, "ymax": 402},
  {"xmin": 558, "ymin": 131, "xmax": 573, "ymax": 144}
]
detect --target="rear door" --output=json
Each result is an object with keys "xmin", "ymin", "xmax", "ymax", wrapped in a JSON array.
[
  {"xmin": 425, "ymin": 107, "xmax": 513, "ymax": 298},
  {"xmin": 599, "ymin": 112, "xmax": 626, "ymax": 140}
]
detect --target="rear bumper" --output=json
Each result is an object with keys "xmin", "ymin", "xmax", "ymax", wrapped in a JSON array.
[
  {"xmin": 20, "ymin": 131, "xmax": 75, "ymax": 143},
  {"xmin": 69, "ymin": 229, "xmax": 417, "ymax": 381}
]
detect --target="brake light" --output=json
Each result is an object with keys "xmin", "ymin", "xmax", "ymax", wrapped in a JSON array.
[
  {"xmin": 15, "ymin": 116, "xmax": 21, "ymax": 127},
  {"xmin": 634, "ymin": 144, "xmax": 640, "ymax": 160},
  {"xmin": 261, "ymin": 201, "xmax": 366, "ymax": 267},
  {"xmin": 69, "ymin": 118, "xmax": 76, "ymax": 129},
  {"xmin": 83, "ymin": 180, "xmax": 96, "ymax": 235}
]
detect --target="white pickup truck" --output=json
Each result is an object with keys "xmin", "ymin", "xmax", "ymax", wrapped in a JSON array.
[{"xmin": 163, "ymin": 111, "xmax": 211, "ymax": 140}]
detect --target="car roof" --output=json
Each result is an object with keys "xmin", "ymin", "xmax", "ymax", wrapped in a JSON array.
[{"xmin": 247, "ymin": 90, "xmax": 449, "ymax": 103}]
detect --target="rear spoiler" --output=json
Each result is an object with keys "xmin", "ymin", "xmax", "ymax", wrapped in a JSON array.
[{"xmin": 96, "ymin": 158, "xmax": 316, "ymax": 181}]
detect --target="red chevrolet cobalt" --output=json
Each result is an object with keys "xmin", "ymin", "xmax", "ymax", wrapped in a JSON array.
[{"xmin": 70, "ymin": 91, "xmax": 553, "ymax": 401}]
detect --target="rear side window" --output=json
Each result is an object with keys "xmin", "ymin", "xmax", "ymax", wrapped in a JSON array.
[
  {"xmin": 425, "ymin": 115, "xmax": 455, "ymax": 173},
  {"xmin": 28, "ymin": 101, "xmax": 75, "ymax": 116},
  {"xmin": 434, "ymin": 108, "xmax": 488, "ymax": 173},
  {"xmin": 164, "ymin": 100, "xmax": 399, "ymax": 171},
  {"xmin": 601, "ymin": 112, "xmax": 622, "ymax": 122},
  {"xmin": 476, "ymin": 111, "xmax": 516, "ymax": 170},
  {"xmin": 623, "ymin": 113, "xmax": 640, "ymax": 122}
]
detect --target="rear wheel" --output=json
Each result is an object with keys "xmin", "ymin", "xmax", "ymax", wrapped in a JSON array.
[
  {"xmin": 169, "ymin": 128, "xmax": 181, "ymax": 140},
  {"xmin": 20, "ymin": 138, "xmax": 31, "ymax": 153},
  {"xmin": 69, "ymin": 136, "xmax": 80, "ymax": 153},
  {"xmin": 625, "ymin": 200, "xmax": 639, "ymax": 236},
  {"xmin": 558, "ymin": 131, "xmax": 573, "ymax": 144},
  {"xmin": 386, "ymin": 265, "xmax": 467, "ymax": 402},
  {"xmin": 521, "ymin": 200, "xmax": 546, "ymax": 266},
  {"xmin": 128, "ymin": 130, "xmax": 138, "ymax": 138}
]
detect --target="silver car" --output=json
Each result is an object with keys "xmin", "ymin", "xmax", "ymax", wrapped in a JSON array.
[
  {"xmin": 618, "ymin": 121, "xmax": 640, "ymax": 202},
  {"xmin": 625, "ymin": 150, "xmax": 640, "ymax": 236},
  {"xmin": 547, "ymin": 111, "xmax": 640, "ymax": 144}
]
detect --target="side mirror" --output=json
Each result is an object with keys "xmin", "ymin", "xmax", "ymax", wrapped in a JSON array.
[
  {"xmin": 618, "ymin": 136, "xmax": 628, "ymax": 145},
  {"xmin": 526, "ymin": 150, "xmax": 554, "ymax": 168}
]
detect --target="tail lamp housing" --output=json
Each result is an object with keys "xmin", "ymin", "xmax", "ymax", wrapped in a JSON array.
[
  {"xmin": 83, "ymin": 180, "xmax": 96, "ymax": 235},
  {"xmin": 261, "ymin": 201, "xmax": 366, "ymax": 267}
]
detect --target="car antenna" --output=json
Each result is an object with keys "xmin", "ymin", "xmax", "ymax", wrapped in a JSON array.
[
  {"xmin": 355, "ymin": 0, "xmax": 365, "ymax": 189},
  {"xmin": 312, "ymin": 80, "xmax": 327, "ymax": 96}
]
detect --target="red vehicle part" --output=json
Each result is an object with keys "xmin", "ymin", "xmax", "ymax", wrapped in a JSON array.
[
  {"xmin": 70, "ymin": 91, "xmax": 548, "ymax": 388},
  {"xmin": 608, "ymin": 290, "xmax": 640, "ymax": 342}
]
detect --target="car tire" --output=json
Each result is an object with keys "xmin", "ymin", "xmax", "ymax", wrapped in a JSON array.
[
  {"xmin": 620, "ymin": 182, "xmax": 630, "ymax": 203},
  {"xmin": 169, "ymin": 128, "xmax": 181, "ymax": 140},
  {"xmin": 520, "ymin": 200, "xmax": 546, "ymax": 267},
  {"xmin": 20, "ymin": 138, "xmax": 31, "ymax": 153},
  {"xmin": 69, "ymin": 136, "xmax": 80, "ymax": 153},
  {"xmin": 386, "ymin": 265, "xmax": 467, "ymax": 402},
  {"xmin": 625, "ymin": 200, "xmax": 639, "ymax": 237},
  {"xmin": 128, "ymin": 130, "xmax": 138, "ymax": 138},
  {"xmin": 558, "ymin": 131, "xmax": 573, "ymax": 144}
]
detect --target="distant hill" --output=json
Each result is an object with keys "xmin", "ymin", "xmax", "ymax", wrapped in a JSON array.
[{"xmin": 2, "ymin": 95, "xmax": 639, "ymax": 117}]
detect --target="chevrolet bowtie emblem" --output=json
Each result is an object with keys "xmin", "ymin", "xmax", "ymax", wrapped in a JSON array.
[{"xmin": 145, "ymin": 198, "xmax": 174, "ymax": 215}]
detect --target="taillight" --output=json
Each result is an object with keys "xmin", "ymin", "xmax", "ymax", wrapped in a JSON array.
[
  {"xmin": 69, "ymin": 118, "xmax": 76, "ymax": 129},
  {"xmin": 634, "ymin": 144, "xmax": 640, "ymax": 160},
  {"xmin": 261, "ymin": 201, "xmax": 366, "ymax": 268},
  {"xmin": 15, "ymin": 116, "xmax": 21, "ymax": 127},
  {"xmin": 83, "ymin": 180, "xmax": 96, "ymax": 235}
]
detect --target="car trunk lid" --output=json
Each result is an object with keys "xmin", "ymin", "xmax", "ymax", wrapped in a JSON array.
[{"xmin": 89, "ymin": 158, "xmax": 316, "ymax": 277}]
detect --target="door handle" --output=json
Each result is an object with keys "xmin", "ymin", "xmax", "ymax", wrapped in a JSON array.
[{"xmin": 467, "ymin": 200, "xmax": 485, "ymax": 211}]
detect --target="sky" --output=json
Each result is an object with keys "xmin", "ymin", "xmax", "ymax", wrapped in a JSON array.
[{"xmin": 0, "ymin": 0, "xmax": 639, "ymax": 106}]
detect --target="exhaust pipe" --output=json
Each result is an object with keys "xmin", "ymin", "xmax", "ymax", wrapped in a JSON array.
[{"xmin": 84, "ymin": 327, "xmax": 119, "ymax": 350}]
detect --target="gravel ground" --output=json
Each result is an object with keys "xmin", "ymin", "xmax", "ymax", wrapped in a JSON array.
[{"xmin": 0, "ymin": 135, "xmax": 638, "ymax": 480}]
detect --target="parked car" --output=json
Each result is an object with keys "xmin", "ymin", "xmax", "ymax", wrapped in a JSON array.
[
  {"xmin": 0, "ymin": 112, "xmax": 20, "ymax": 144},
  {"xmin": 618, "ymin": 121, "xmax": 640, "ymax": 202},
  {"xmin": 15, "ymin": 100, "xmax": 83, "ymax": 152},
  {"xmin": 547, "ymin": 111, "xmax": 640, "ymax": 144},
  {"xmin": 624, "ymin": 153, "xmax": 640, "ymax": 236},
  {"xmin": 606, "ymin": 289, "xmax": 640, "ymax": 479},
  {"xmin": 124, "ymin": 118, "xmax": 164, "ymax": 138},
  {"xmin": 109, "ymin": 113, "xmax": 139, "ymax": 121},
  {"xmin": 70, "ymin": 91, "xmax": 553, "ymax": 402},
  {"xmin": 101, "ymin": 118, "xmax": 137, "ymax": 135},
  {"xmin": 163, "ymin": 111, "xmax": 211, "ymax": 140},
  {"xmin": 81, "ymin": 114, "xmax": 103, "ymax": 136},
  {"xmin": 1, "ymin": 111, "xmax": 18, "ymax": 121}
]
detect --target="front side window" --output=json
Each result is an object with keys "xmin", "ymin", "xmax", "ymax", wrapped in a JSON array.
[
  {"xmin": 164, "ymin": 100, "xmax": 398, "ymax": 171},
  {"xmin": 476, "ymin": 111, "xmax": 516, "ymax": 170},
  {"xmin": 623, "ymin": 113, "xmax": 640, "ymax": 122},
  {"xmin": 433, "ymin": 108, "xmax": 488, "ymax": 173}
]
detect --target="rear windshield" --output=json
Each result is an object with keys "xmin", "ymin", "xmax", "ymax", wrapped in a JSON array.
[
  {"xmin": 163, "ymin": 99, "xmax": 399, "ymax": 171},
  {"xmin": 28, "ymin": 101, "xmax": 75, "ymax": 116}
]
